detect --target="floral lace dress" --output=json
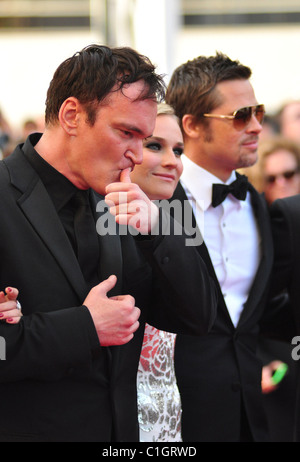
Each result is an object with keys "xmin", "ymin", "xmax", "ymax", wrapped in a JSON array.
[{"xmin": 137, "ymin": 323, "xmax": 182, "ymax": 442}]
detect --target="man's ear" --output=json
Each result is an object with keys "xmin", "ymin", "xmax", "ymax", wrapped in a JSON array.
[
  {"xmin": 58, "ymin": 97, "xmax": 81, "ymax": 136},
  {"xmin": 182, "ymin": 114, "xmax": 203, "ymax": 139}
]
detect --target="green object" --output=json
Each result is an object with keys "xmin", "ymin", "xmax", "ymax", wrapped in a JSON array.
[{"xmin": 271, "ymin": 363, "xmax": 288, "ymax": 385}]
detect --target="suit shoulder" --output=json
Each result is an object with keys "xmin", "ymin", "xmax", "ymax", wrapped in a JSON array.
[
  {"xmin": 271, "ymin": 194, "xmax": 300, "ymax": 212},
  {"xmin": 270, "ymin": 195, "xmax": 300, "ymax": 243},
  {"xmin": 0, "ymin": 158, "xmax": 12, "ymax": 189}
]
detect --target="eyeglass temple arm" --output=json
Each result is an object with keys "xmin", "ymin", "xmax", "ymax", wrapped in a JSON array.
[{"xmin": 202, "ymin": 113, "xmax": 234, "ymax": 120}]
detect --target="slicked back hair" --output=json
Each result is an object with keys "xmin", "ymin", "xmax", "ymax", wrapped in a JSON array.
[{"xmin": 166, "ymin": 52, "xmax": 252, "ymax": 130}]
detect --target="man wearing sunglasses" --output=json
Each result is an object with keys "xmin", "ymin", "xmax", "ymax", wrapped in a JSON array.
[{"xmin": 166, "ymin": 52, "xmax": 273, "ymax": 442}]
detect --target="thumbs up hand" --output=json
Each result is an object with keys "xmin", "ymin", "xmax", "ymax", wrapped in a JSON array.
[
  {"xmin": 105, "ymin": 168, "xmax": 159, "ymax": 234},
  {"xmin": 84, "ymin": 275, "xmax": 141, "ymax": 346}
]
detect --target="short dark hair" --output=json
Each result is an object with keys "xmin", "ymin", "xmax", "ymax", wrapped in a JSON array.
[
  {"xmin": 166, "ymin": 52, "xmax": 251, "ymax": 128},
  {"xmin": 45, "ymin": 44, "xmax": 166, "ymax": 126}
]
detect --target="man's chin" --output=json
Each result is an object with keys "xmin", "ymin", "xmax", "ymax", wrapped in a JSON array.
[{"xmin": 240, "ymin": 152, "xmax": 258, "ymax": 168}]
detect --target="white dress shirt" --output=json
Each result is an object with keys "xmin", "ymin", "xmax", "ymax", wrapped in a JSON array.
[{"xmin": 180, "ymin": 155, "xmax": 261, "ymax": 327}]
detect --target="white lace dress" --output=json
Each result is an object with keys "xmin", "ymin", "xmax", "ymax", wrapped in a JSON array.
[{"xmin": 137, "ymin": 323, "xmax": 182, "ymax": 442}]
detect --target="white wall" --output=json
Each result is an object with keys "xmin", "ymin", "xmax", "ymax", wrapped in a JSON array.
[
  {"xmin": 0, "ymin": 30, "xmax": 101, "ymax": 131},
  {"xmin": 1, "ymin": 15, "xmax": 300, "ymax": 131},
  {"xmin": 175, "ymin": 24, "xmax": 300, "ymax": 115}
]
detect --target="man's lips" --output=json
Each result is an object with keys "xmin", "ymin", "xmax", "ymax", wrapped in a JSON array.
[
  {"xmin": 243, "ymin": 139, "xmax": 259, "ymax": 150},
  {"xmin": 120, "ymin": 165, "xmax": 134, "ymax": 175}
]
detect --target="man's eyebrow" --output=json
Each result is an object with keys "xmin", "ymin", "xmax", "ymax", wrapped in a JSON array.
[
  {"xmin": 121, "ymin": 123, "xmax": 147, "ymax": 136},
  {"xmin": 144, "ymin": 135, "xmax": 159, "ymax": 141}
]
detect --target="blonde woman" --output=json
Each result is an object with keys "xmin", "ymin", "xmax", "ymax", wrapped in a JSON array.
[{"xmin": 131, "ymin": 103, "xmax": 184, "ymax": 442}]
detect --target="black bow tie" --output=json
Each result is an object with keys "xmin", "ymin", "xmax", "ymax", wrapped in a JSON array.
[{"xmin": 212, "ymin": 174, "xmax": 249, "ymax": 208}]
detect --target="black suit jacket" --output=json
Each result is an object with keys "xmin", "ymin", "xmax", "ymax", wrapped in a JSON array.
[
  {"xmin": 270, "ymin": 194, "xmax": 300, "ymax": 441},
  {"xmin": 171, "ymin": 181, "xmax": 274, "ymax": 442},
  {"xmin": 0, "ymin": 144, "xmax": 216, "ymax": 442}
]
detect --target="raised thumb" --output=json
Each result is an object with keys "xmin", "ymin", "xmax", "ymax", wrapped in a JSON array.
[
  {"xmin": 98, "ymin": 275, "xmax": 117, "ymax": 296},
  {"xmin": 120, "ymin": 167, "xmax": 132, "ymax": 183}
]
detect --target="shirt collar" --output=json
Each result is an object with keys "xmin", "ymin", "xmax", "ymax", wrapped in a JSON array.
[
  {"xmin": 22, "ymin": 133, "xmax": 79, "ymax": 211},
  {"xmin": 180, "ymin": 154, "xmax": 240, "ymax": 211}
]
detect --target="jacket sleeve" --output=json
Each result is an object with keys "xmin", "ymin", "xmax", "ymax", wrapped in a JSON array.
[
  {"xmin": 269, "ymin": 198, "xmax": 295, "ymax": 297},
  {"xmin": 0, "ymin": 306, "xmax": 101, "ymax": 383},
  {"xmin": 136, "ymin": 209, "xmax": 218, "ymax": 335},
  {"xmin": 260, "ymin": 197, "xmax": 298, "ymax": 341}
]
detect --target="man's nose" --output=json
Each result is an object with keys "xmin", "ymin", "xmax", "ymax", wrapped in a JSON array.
[
  {"xmin": 125, "ymin": 140, "xmax": 143, "ymax": 165},
  {"xmin": 247, "ymin": 113, "xmax": 263, "ymax": 133},
  {"xmin": 274, "ymin": 175, "xmax": 288, "ymax": 186}
]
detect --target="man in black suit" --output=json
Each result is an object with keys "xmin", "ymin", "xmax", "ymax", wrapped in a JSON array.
[
  {"xmin": 166, "ymin": 52, "xmax": 273, "ymax": 442},
  {"xmin": 0, "ymin": 45, "xmax": 217, "ymax": 442}
]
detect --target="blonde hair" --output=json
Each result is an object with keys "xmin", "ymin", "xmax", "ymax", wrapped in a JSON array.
[
  {"xmin": 156, "ymin": 103, "xmax": 181, "ymax": 130},
  {"xmin": 157, "ymin": 102, "xmax": 176, "ymax": 116}
]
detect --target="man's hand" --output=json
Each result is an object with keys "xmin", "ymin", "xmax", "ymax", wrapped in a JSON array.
[
  {"xmin": 261, "ymin": 360, "xmax": 284, "ymax": 394},
  {"xmin": 83, "ymin": 275, "xmax": 141, "ymax": 346},
  {"xmin": 105, "ymin": 168, "xmax": 159, "ymax": 234}
]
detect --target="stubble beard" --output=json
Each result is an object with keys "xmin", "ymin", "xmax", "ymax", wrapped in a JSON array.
[{"xmin": 238, "ymin": 150, "xmax": 258, "ymax": 169}]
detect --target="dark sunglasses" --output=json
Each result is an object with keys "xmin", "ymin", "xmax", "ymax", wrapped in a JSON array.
[
  {"xmin": 202, "ymin": 104, "xmax": 265, "ymax": 130},
  {"xmin": 265, "ymin": 169, "xmax": 300, "ymax": 184}
]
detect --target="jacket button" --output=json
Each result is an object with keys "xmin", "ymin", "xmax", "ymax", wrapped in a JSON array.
[
  {"xmin": 233, "ymin": 332, "xmax": 238, "ymax": 341},
  {"xmin": 162, "ymin": 256, "xmax": 170, "ymax": 264}
]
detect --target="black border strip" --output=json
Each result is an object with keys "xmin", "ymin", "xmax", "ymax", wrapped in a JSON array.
[
  {"xmin": 184, "ymin": 12, "xmax": 300, "ymax": 26},
  {"xmin": 0, "ymin": 16, "xmax": 90, "ymax": 28}
]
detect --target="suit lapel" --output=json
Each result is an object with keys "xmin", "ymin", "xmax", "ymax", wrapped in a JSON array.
[
  {"xmin": 237, "ymin": 186, "xmax": 273, "ymax": 327},
  {"xmin": 5, "ymin": 149, "xmax": 89, "ymax": 301},
  {"xmin": 172, "ymin": 181, "xmax": 273, "ymax": 329},
  {"xmin": 172, "ymin": 183, "xmax": 231, "ymax": 320},
  {"xmin": 5, "ymin": 149, "xmax": 125, "ymax": 302},
  {"xmin": 20, "ymin": 181, "xmax": 89, "ymax": 301}
]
